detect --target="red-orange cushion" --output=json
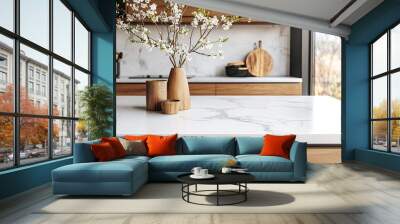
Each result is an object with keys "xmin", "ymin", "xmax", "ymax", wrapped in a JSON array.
[
  {"xmin": 101, "ymin": 137, "xmax": 127, "ymax": 158},
  {"xmin": 91, "ymin": 142, "xmax": 118, "ymax": 162},
  {"xmin": 259, "ymin": 134, "xmax": 296, "ymax": 159},
  {"xmin": 146, "ymin": 134, "xmax": 177, "ymax": 157}
]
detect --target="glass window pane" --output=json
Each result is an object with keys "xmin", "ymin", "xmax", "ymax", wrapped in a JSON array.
[
  {"xmin": 372, "ymin": 33, "xmax": 387, "ymax": 76},
  {"xmin": 53, "ymin": 119, "xmax": 72, "ymax": 157},
  {"xmin": 391, "ymin": 72, "xmax": 400, "ymax": 118},
  {"xmin": 20, "ymin": 44, "xmax": 49, "ymax": 115},
  {"xmin": 372, "ymin": 76, "xmax": 387, "ymax": 119},
  {"xmin": 372, "ymin": 121, "xmax": 388, "ymax": 151},
  {"xmin": 391, "ymin": 120, "xmax": 400, "ymax": 153},
  {"xmin": 74, "ymin": 69, "xmax": 89, "ymax": 118},
  {"xmin": 20, "ymin": 0, "xmax": 49, "ymax": 48},
  {"xmin": 0, "ymin": 116, "xmax": 14, "ymax": 170},
  {"xmin": 53, "ymin": 59, "xmax": 72, "ymax": 117},
  {"xmin": 53, "ymin": 0, "xmax": 72, "ymax": 60},
  {"xmin": 0, "ymin": 0, "xmax": 14, "ymax": 31},
  {"xmin": 20, "ymin": 117, "xmax": 49, "ymax": 165},
  {"xmin": 75, "ymin": 120, "xmax": 88, "ymax": 143},
  {"xmin": 0, "ymin": 35, "xmax": 14, "ymax": 113},
  {"xmin": 391, "ymin": 24, "xmax": 400, "ymax": 70},
  {"xmin": 75, "ymin": 18, "xmax": 89, "ymax": 70}
]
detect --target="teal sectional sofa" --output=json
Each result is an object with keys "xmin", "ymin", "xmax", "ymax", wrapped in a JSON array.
[{"xmin": 52, "ymin": 136, "xmax": 307, "ymax": 196}]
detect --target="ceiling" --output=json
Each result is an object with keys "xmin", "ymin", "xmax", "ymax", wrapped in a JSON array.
[
  {"xmin": 175, "ymin": 0, "xmax": 384, "ymax": 37},
  {"xmin": 228, "ymin": 0, "xmax": 352, "ymax": 22}
]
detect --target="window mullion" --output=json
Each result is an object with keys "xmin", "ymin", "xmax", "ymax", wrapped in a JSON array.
[
  {"xmin": 388, "ymin": 30, "xmax": 391, "ymax": 152},
  {"xmin": 370, "ymin": 45, "xmax": 373, "ymax": 149},
  {"xmin": 48, "ymin": 0, "xmax": 54, "ymax": 160},
  {"xmin": 13, "ymin": 0, "xmax": 20, "ymax": 167},
  {"xmin": 71, "ymin": 10, "xmax": 76, "ymax": 155}
]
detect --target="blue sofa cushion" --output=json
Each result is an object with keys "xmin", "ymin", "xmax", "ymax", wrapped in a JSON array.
[
  {"xmin": 53, "ymin": 158, "xmax": 147, "ymax": 183},
  {"xmin": 117, "ymin": 155, "xmax": 150, "ymax": 163},
  {"xmin": 149, "ymin": 154, "xmax": 235, "ymax": 172},
  {"xmin": 180, "ymin": 136, "xmax": 236, "ymax": 155},
  {"xmin": 236, "ymin": 155, "xmax": 293, "ymax": 172},
  {"xmin": 236, "ymin": 136, "xmax": 263, "ymax": 155}
]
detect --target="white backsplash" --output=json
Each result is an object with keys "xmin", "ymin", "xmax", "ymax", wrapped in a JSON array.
[{"xmin": 116, "ymin": 24, "xmax": 290, "ymax": 78}]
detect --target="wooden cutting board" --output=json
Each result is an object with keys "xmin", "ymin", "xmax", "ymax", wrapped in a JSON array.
[{"xmin": 245, "ymin": 41, "xmax": 273, "ymax": 77}]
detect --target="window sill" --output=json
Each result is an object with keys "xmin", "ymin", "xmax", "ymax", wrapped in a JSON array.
[
  {"xmin": 355, "ymin": 148, "xmax": 400, "ymax": 172},
  {"xmin": 0, "ymin": 156, "xmax": 72, "ymax": 175}
]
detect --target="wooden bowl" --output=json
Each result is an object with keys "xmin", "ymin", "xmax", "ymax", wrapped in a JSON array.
[{"xmin": 161, "ymin": 100, "xmax": 181, "ymax": 115}]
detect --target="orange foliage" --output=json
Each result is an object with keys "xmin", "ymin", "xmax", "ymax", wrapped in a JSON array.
[
  {"xmin": 373, "ymin": 99, "xmax": 400, "ymax": 141},
  {"xmin": 0, "ymin": 85, "xmax": 60, "ymax": 149}
]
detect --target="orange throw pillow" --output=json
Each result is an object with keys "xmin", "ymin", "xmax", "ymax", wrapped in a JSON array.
[
  {"xmin": 146, "ymin": 134, "xmax": 177, "ymax": 157},
  {"xmin": 91, "ymin": 142, "xmax": 117, "ymax": 162},
  {"xmin": 101, "ymin": 137, "xmax": 127, "ymax": 158},
  {"xmin": 260, "ymin": 134, "xmax": 296, "ymax": 159}
]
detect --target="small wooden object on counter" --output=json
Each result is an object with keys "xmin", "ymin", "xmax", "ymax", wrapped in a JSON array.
[
  {"xmin": 146, "ymin": 80, "xmax": 167, "ymax": 111},
  {"xmin": 161, "ymin": 100, "xmax": 180, "ymax": 115},
  {"xmin": 245, "ymin": 40, "xmax": 273, "ymax": 77}
]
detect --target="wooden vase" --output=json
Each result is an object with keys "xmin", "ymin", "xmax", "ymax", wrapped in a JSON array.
[
  {"xmin": 146, "ymin": 80, "xmax": 167, "ymax": 111},
  {"xmin": 167, "ymin": 68, "xmax": 191, "ymax": 110}
]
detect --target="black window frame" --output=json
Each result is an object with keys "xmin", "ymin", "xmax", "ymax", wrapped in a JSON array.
[
  {"xmin": 370, "ymin": 21, "xmax": 400, "ymax": 154},
  {"xmin": 0, "ymin": 0, "xmax": 92, "ymax": 171}
]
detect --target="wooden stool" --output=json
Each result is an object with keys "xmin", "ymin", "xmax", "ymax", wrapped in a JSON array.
[
  {"xmin": 146, "ymin": 80, "xmax": 167, "ymax": 111},
  {"xmin": 161, "ymin": 100, "xmax": 180, "ymax": 115}
]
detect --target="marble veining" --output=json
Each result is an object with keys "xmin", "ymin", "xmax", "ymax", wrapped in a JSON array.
[{"xmin": 117, "ymin": 96, "xmax": 341, "ymax": 144}]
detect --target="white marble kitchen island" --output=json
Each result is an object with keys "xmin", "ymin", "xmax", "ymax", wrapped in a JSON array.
[{"xmin": 116, "ymin": 96, "xmax": 341, "ymax": 145}]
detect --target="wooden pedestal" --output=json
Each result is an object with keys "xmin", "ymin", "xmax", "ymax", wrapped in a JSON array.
[
  {"xmin": 146, "ymin": 80, "xmax": 167, "ymax": 111},
  {"xmin": 161, "ymin": 100, "xmax": 180, "ymax": 114}
]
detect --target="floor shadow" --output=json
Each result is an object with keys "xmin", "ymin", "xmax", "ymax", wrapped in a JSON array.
[
  {"xmin": 203, "ymin": 190, "xmax": 295, "ymax": 207},
  {"xmin": 56, "ymin": 183, "xmax": 182, "ymax": 200}
]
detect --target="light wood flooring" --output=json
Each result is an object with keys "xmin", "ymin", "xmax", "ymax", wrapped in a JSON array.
[{"xmin": 1, "ymin": 162, "xmax": 400, "ymax": 224}]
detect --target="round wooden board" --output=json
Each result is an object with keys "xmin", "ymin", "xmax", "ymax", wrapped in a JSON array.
[{"xmin": 245, "ymin": 48, "xmax": 273, "ymax": 77}]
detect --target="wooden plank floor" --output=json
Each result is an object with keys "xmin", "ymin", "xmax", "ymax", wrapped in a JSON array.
[{"xmin": 1, "ymin": 162, "xmax": 400, "ymax": 224}]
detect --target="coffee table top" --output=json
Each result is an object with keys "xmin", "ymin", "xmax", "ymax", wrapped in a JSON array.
[{"xmin": 177, "ymin": 173, "xmax": 255, "ymax": 185}]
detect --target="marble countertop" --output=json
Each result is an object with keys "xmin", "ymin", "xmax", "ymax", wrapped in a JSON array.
[
  {"xmin": 117, "ymin": 76, "xmax": 303, "ymax": 84},
  {"xmin": 116, "ymin": 96, "xmax": 340, "ymax": 145}
]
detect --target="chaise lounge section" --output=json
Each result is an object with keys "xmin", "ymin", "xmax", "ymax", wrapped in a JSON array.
[
  {"xmin": 52, "ymin": 141, "xmax": 149, "ymax": 196},
  {"xmin": 52, "ymin": 136, "xmax": 307, "ymax": 196}
]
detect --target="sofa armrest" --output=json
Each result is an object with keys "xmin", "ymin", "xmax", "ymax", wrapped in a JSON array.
[
  {"xmin": 289, "ymin": 141, "xmax": 307, "ymax": 181},
  {"xmin": 73, "ymin": 140, "xmax": 100, "ymax": 163}
]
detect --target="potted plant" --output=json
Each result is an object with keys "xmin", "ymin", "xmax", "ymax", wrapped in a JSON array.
[
  {"xmin": 117, "ymin": 0, "xmax": 238, "ymax": 110},
  {"xmin": 79, "ymin": 84, "xmax": 113, "ymax": 140}
]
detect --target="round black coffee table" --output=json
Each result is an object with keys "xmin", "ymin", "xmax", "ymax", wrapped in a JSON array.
[{"xmin": 177, "ymin": 173, "xmax": 255, "ymax": 206}]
